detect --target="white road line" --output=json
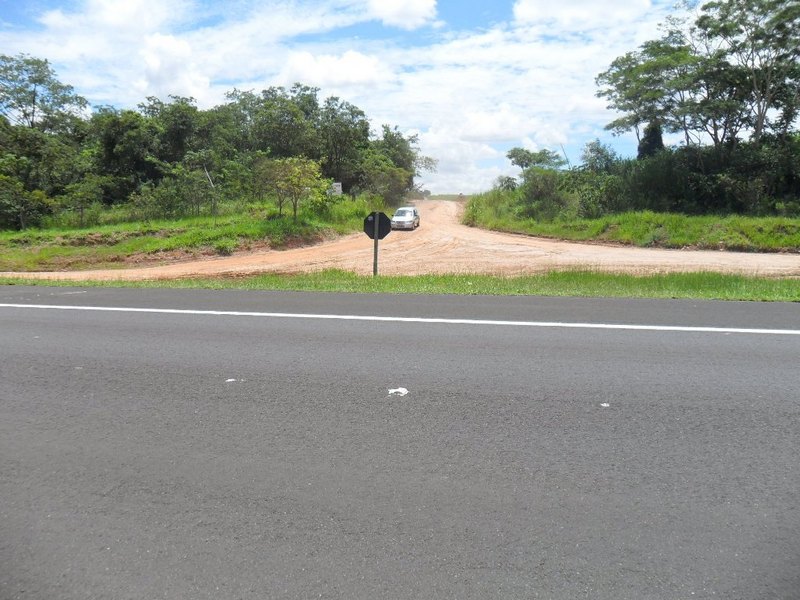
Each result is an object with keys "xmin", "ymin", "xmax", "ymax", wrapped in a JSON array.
[{"xmin": 1, "ymin": 303, "xmax": 799, "ymax": 336}]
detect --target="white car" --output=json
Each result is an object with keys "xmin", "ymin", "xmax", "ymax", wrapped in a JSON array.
[{"xmin": 391, "ymin": 207, "xmax": 420, "ymax": 230}]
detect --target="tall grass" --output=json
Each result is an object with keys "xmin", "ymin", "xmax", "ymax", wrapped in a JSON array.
[
  {"xmin": 0, "ymin": 196, "xmax": 374, "ymax": 271},
  {"xmin": 464, "ymin": 191, "xmax": 800, "ymax": 252}
]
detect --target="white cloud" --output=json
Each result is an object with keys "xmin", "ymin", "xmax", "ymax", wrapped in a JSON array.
[
  {"xmin": 513, "ymin": 0, "xmax": 653, "ymax": 28},
  {"xmin": 417, "ymin": 125, "xmax": 502, "ymax": 193},
  {"xmin": 12, "ymin": 0, "xmax": 199, "ymax": 105},
  {"xmin": 460, "ymin": 104, "xmax": 530, "ymax": 142},
  {"xmin": 367, "ymin": 0, "xmax": 437, "ymax": 30},
  {"xmin": 39, "ymin": 0, "xmax": 191, "ymax": 38},
  {"xmin": 278, "ymin": 50, "xmax": 389, "ymax": 88},
  {"xmin": 138, "ymin": 34, "xmax": 210, "ymax": 100},
  {"xmin": 83, "ymin": 0, "xmax": 188, "ymax": 30}
]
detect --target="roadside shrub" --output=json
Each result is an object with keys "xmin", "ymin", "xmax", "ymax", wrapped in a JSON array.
[
  {"xmin": 355, "ymin": 192, "xmax": 387, "ymax": 213},
  {"xmin": 129, "ymin": 187, "xmax": 160, "ymax": 222},
  {"xmin": 214, "ymin": 239, "xmax": 237, "ymax": 255},
  {"xmin": 624, "ymin": 152, "xmax": 691, "ymax": 213},
  {"xmin": 325, "ymin": 194, "xmax": 371, "ymax": 224},
  {"xmin": 462, "ymin": 197, "xmax": 481, "ymax": 226},
  {"xmin": 774, "ymin": 200, "xmax": 800, "ymax": 217},
  {"xmin": 0, "ymin": 177, "xmax": 52, "ymax": 230},
  {"xmin": 259, "ymin": 217, "xmax": 314, "ymax": 248},
  {"xmin": 461, "ymin": 189, "xmax": 518, "ymax": 227},
  {"xmin": 517, "ymin": 168, "xmax": 571, "ymax": 221},
  {"xmin": 561, "ymin": 170, "xmax": 626, "ymax": 219},
  {"xmin": 305, "ymin": 187, "xmax": 341, "ymax": 218},
  {"xmin": 43, "ymin": 201, "xmax": 105, "ymax": 229}
]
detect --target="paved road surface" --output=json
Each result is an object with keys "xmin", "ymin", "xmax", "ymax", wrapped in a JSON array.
[{"xmin": 1, "ymin": 287, "xmax": 799, "ymax": 599}]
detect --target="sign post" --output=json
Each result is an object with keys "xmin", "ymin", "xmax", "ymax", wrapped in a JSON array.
[
  {"xmin": 372, "ymin": 214, "xmax": 379, "ymax": 276},
  {"xmin": 363, "ymin": 212, "xmax": 391, "ymax": 276}
]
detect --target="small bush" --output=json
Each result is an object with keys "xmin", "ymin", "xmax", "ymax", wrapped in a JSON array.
[
  {"xmin": 517, "ymin": 168, "xmax": 571, "ymax": 221},
  {"xmin": 214, "ymin": 239, "xmax": 238, "ymax": 255},
  {"xmin": 462, "ymin": 198, "xmax": 481, "ymax": 227}
]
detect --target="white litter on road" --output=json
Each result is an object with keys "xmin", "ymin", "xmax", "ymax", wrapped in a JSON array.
[{"xmin": 388, "ymin": 387, "xmax": 409, "ymax": 397}]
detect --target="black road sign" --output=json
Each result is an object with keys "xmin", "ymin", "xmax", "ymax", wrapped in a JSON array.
[{"xmin": 364, "ymin": 212, "xmax": 392, "ymax": 240}]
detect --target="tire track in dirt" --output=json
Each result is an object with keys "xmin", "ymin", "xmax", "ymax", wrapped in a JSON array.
[{"xmin": 3, "ymin": 199, "xmax": 799, "ymax": 280}]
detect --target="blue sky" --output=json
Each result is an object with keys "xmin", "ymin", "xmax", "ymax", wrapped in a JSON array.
[{"xmin": 0, "ymin": 0, "xmax": 680, "ymax": 192}]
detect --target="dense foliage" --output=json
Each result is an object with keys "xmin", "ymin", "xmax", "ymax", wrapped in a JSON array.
[
  {"xmin": 0, "ymin": 54, "xmax": 435, "ymax": 230},
  {"xmin": 486, "ymin": 0, "xmax": 799, "ymax": 223}
]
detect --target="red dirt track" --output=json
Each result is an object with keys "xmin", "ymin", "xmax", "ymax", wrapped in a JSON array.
[{"xmin": 4, "ymin": 200, "xmax": 800, "ymax": 280}]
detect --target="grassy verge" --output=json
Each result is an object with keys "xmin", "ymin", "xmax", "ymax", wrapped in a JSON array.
[
  {"xmin": 0, "ymin": 200, "xmax": 370, "ymax": 271},
  {"xmin": 464, "ymin": 193, "xmax": 800, "ymax": 252},
  {"xmin": 1, "ymin": 270, "xmax": 798, "ymax": 302}
]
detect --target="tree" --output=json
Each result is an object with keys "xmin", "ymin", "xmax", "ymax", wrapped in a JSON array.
[
  {"xmin": 682, "ymin": 50, "xmax": 751, "ymax": 149},
  {"xmin": 596, "ymin": 30, "xmax": 700, "ymax": 143},
  {"xmin": 61, "ymin": 174, "xmax": 106, "ymax": 227},
  {"xmin": 1, "ymin": 51, "xmax": 446, "ymax": 225},
  {"xmin": 359, "ymin": 149, "xmax": 413, "ymax": 205},
  {"xmin": 363, "ymin": 125, "xmax": 436, "ymax": 203},
  {"xmin": 697, "ymin": 0, "xmax": 800, "ymax": 143},
  {"xmin": 507, "ymin": 147, "xmax": 565, "ymax": 170},
  {"xmin": 373, "ymin": 126, "xmax": 416, "ymax": 172},
  {"xmin": 1, "ymin": 124, "xmax": 84, "ymax": 197},
  {"xmin": 183, "ymin": 149, "xmax": 222, "ymax": 218},
  {"xmin": 90, "ymin": 108, "xmax": 162, "ymax": 203},
  {"xmin": 495, "ymin": 175, "xmax": 518, "ymax": 191},
  {"xmin": 0, "ymin": 54, "xmax": 88, "ymax": 131},
  {"xmin": 598, "ymin": 0, "xmax": 800, "ymax": 147},
  {"xmin": 255, "ymin": 157, "xmax": 330, "ymax": 220},
  {"xmin": 218, "ymin": 86, "xmax": 323, "ymax": 160},
  {"xmin": 140, "ymin": 96, "xmax": 200, "ymax": 165},
  {"xmin": 319, "ymin": 97, "xmax": 371, "ymax": 192},
  {"xmin": 0, "ymin": 174, "xmax": 50, "ymax": 229},
  {"xmin": 217, "ymin": 89, "xmax": 261, "ymax": 154},
  {"xmin": 251, "ymin": 87, "xmax": 320, "ymax": 159},
  {"xmin": 581, "ymin": 139, "xmax": 620, "ymax": 172},
  {"xmin": 637, "ymin": 121, "xmax": 665, "ymax": 159},
  {"xmin": 517, "ymin": 167, "xmax": 570, "ymax": 220}
]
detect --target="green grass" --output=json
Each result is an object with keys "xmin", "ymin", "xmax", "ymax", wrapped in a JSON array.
[
  {"xmin": 0, "ymin": 200, "xmax": 370, "ymax": 271},
  {"xmin": 2, "ymin": 269, "xmax": 798, "ymax": 302},
  {"xmin": 465, "ymin": 192, "xmax": 800, "ymax": 252},
  {"xmin": 3, "ymin": 196, "xmax": 799, "ymax": 302},
  {"xmin": 475, "ymin": 212, "xmax": 800, "ymax": 251}
]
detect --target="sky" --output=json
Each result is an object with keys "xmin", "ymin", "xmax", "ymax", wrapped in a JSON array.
[{"xmin": 0, "ymin": 0, "xmax": 681, "ymax": 193}]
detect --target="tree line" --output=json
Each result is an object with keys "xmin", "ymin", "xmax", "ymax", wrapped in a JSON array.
[
  {"xmin": 0, "ymin": 54, "xmax": 435, "ymax": 230},
  {"xmin": 495, "ymin": 0, "xmax": 800, "ymax": 221}
]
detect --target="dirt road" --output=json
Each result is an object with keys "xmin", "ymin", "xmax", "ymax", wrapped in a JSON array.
[{"xmin": 4, "ymin": 200, "xmax": 800, "ymax": 280}]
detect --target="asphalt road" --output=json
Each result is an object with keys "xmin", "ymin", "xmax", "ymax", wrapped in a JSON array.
[{"xmin": 1, "ymin": 286, "xmax": 799, "ymax": 599}]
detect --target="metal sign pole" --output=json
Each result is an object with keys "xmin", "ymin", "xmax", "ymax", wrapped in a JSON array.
[
  {"xmin": 364, "ymin": 211, "xmax": 390, "ymax": 276},
  {"xmin": 373, "ymin": 212, "xmax": 379, "ymax": 276}
]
